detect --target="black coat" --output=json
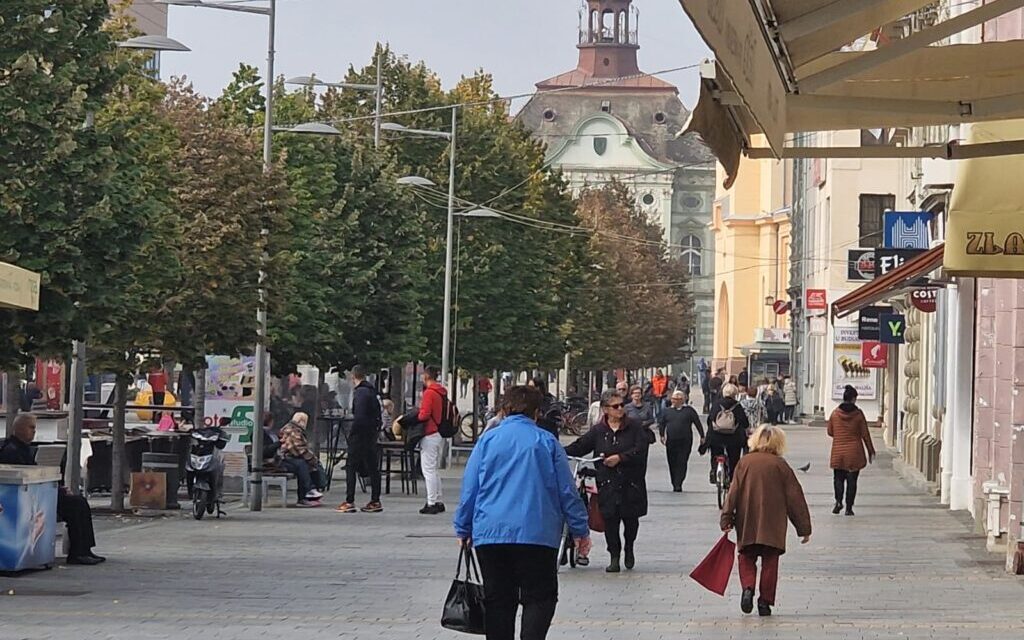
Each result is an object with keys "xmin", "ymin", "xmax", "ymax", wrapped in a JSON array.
[
  {"xmin": 351, "ymin": 380, "xmax": 381, "ymax": 444},
  {"xmin": 565, "ymin": 417, "xmax": 650, "ymax": 519},
  {"xmin": 705, "ymin": 398, "xmax": 750, "ymax": 454},
  {"xmin": 658, "ymin": 405, "xmax": 704, "ymax": 443}
]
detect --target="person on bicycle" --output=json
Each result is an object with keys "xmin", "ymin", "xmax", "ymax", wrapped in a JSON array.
[
  {"xmin": 528, "ymin": 375, "xmax": 560, "ymax": 436},
  {"xmin": 565, "ymin": 390, "xmax": 650, "ymax": 573},
  {"xmin": 703, "ymin": 383, "xmax": 749, "ymax": 485}
]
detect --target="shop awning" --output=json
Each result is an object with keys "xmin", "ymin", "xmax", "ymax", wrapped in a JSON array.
[
  {"xmin": 678, "ymin": 0, "xmax": 1024, "ymax": 187},
  {"xmin": 832, "ymin": 244, "xmax": 946, "ymax": 319},
  {"xmin": 0, "ymin": 262, "xmax": 40, "ymax": 311}
]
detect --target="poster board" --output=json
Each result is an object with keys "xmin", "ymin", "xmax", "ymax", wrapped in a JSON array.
[{"xmin": 832, "ymin": 327, "xmax": 877, "ymax": 400}]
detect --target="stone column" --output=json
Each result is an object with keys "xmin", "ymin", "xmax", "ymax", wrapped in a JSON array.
[{"xmin": 950, "ymin": 278, "xmax": 975, "ymax": 512}]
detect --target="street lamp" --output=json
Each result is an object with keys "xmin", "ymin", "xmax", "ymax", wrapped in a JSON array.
[
  {"xmin": 118, "ymin": 35, "xmax": 191, "ymax": 51},
  {"xmin": 273, "ymin": 122, "xmax": 344, "ymax": 136},
  {"xmin": 159, "ymin": 0, "xmax": 276, "ymax": 511},
  {"xmin": 391, "ymin": 108, "xmax": 459, "ymax": 389},
  {"xmin": 459, "ymin": 208, "xmax": 502, "ymax": 219},
  {"xmin": 286, "ymin": 74, "xmax": 383, "ymax": 147}
]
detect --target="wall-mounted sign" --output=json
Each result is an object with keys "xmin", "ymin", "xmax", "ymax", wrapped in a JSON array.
[
  {"xmin": 861, "ymin": 341, "xmax": 889, "ymax": 368},
  {"xmin": 910, "ymin": 289, "xmax": 938, "ymax": 313},
  {"xmin": 833, "ymin": 327, "xmax": 877, "ymax": 400},
  {"xmin": 809, "ymin": 316, "xmax": 827, "ymax": 337},
  {"xmin": 879, "ymin": 313, "xmax": 907, "ymax": 344},
  {"xmin": 857, "ymin": 306, "xmax": 890, "ymax": 341},
  {"xmin": 874, "ymin": 248, "xmax": 928, "ymax": 284},
  {"xmin": 772, "ymin": 299, "xmax": 791, "ymax": 315},
  {"xmin": 884, "ymin": 211, "xmax": 935, "ymax": 249},
  {"xmin": 755, "ymin": 328, "xmax": 791, "ymax": 343},
  {"xmin": 806, "ymin": 289, "xmax": 828, "ymax": 311},
  {"xmin": 847, "ymin": 249, "xmax": 876, "ymax": 282}
]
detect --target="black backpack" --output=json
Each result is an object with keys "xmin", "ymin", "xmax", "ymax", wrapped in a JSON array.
[{"xmin": 437, "ymin": 392, "xmax": 460, "ymax": 438}]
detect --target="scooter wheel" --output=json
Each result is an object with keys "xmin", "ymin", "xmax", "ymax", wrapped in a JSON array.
[{"xmin": 193, "ymin": 489, "xmax": 207, "ymax": 520}]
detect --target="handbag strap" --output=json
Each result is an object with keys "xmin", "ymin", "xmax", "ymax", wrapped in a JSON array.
[
  {"xmin": 464, "ymin": 547, "xmax": 483, "ymax": 584},
  {"xmin": 455, "ymin": 546, "xmax": 467, "ymax": 580}
]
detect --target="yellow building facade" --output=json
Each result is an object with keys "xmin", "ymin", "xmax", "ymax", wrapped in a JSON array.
[{"xmin": 711, "ymin": 141, "xmax": 792, "ymax": 378}]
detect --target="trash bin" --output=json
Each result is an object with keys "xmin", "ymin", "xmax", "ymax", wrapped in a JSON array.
[
  {"xmin": 0, "ymin": 465, "xmax": 60, "ymax": 571},
  {"xmin": 141, "ymin": 452, "xmax": 180, "ymax": 509}
]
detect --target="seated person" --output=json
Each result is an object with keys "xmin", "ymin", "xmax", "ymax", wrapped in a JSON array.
[
  {"xmin": 278, "ymin": 412, "xmax": 326, "ymax": 507},
  {"xmin": 0, "ymin": 413, "xmax": 105, "ymax": 566}
]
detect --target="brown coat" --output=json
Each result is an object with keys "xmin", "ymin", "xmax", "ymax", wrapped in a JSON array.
[
  {"xmin": 720, "ymin": 452, "xmax": 812, "ymax": 553},
  {"xmin": 827, "ymin": 404, "xmax": 876, "ymax": 471}
]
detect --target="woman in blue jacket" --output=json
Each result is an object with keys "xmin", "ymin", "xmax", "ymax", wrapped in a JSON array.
[{"xmin": 455, "ymin": 385, "xmax": 591, "ymax": 640}]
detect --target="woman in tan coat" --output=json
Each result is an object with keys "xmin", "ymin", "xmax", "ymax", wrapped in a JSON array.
[
  {"xmin": 721, "ymin": 425, "xmax": 811, "ymax": 617},
  {"xmin": 827, "ymin": 385, "xmax": 876, "ymax": 516}
]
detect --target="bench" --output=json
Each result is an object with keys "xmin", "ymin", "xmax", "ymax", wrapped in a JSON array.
[{"xmin": 240, "ymin": 447, "xmax": 293, "ymax": 508}]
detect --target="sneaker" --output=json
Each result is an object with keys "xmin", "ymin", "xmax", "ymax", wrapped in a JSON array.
[
  {"xmin": 741, "ymin": 587, "xmax": 754, "ymax": 614},
  {"xmin": 306, "ymin": 489, "xmax": 324, "ymax": 500},
  {"xmin": 436, "ymin": 502, "xmax": 446, "ymax": 513},
  {"xmin": 757, "ymin": 602, "xmax": 772, "ymax": 617},
  {"xmin": 335, "ymin": 502, "xmax": 357, "ymax": 513},
  {"xmin": 832, "ymin": 502, "xmax": 843, "ymax": 515},
  {"xmin": 709, "ymin": 470, "xmax": 717, "ymax": 486},
  {"xmin": 419, "ymin": 503, "xmax": 442, "ymax": 515},
  {"xmin": 360, "ymin": 501, "xmax": 383, "ymax": 513},
  {"xmin": 296, "ymin": 500, "xmax": 320, "ymax": 508},
  {"xmin": 845, "ymin": 508, "xmax": 855, "ymax": 516}
]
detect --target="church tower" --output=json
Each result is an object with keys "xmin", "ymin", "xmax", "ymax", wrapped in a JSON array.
[{"xmin": 577, "ymin": 0, "xmax": 641, "ymax": 79}]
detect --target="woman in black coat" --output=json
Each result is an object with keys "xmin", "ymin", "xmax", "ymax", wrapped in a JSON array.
[
  {"xmin": 565, "ymin": 390, "xmax": 650, "ymax": 574},
  {"xmin": 703, "ymin": 383, "xmax": 750, "ymax": 483}
]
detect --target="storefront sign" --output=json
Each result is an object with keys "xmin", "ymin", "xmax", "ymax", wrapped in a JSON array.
[
  {"xmin": 0, "ymin": 262, "xmax": 40, "ymax": 311},
  {"xmin": 911, "ymin": 289, "xmax": 938, "ymax": 313},
  {"xmin": 874, "ymin": 248, "xmax": 928, "ymax": 285},
  {"xmin": 833, "ymin": 327, "xmax": 877, "ymax": 400},
  {"xmin": 879, "ymin": 313, "xmax": 906, "ymax": 344},
  {"xmin": 857, "ymin": 306, "xmax": 890, "ymax": 341},
  {"xmin": 861, "ymin": 341, "xmax": 889, "ymax": 368},
  {"xmin": 755, "ymin": 328, "xmax": 791, "ymax": 343},
  {"xmin": 806, "ymin": 289, "xmax": 828, "ymax": 311},
  {"xmin": 772, "ymin": 299, "xmax": 791, "ymax": 315},
  {"xmin": 205, "ymin": 355, "xmax": 257, "ymax": 453},
  {"xmin": 884, "ymin": 212, "xmax": 934, "ymax": 249},
  {"xmin": 847, "ymin": 249, "xmax": 876, "ymax": 282}
]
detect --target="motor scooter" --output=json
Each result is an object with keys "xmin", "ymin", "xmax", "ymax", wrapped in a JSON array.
[{"xmin": 186, "ymin": 425, "xmax": 228, "ymax": 520}]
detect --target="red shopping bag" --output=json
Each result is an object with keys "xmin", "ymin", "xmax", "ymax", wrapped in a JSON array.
[{"xmin": 689, "ymin": 534, "xmax": 736, "ymax": 596}]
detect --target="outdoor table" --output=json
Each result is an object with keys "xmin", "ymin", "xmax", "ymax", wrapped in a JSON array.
[{"xmin": 0, "ymin": 464, "xmax": 60, "ymax": 572}]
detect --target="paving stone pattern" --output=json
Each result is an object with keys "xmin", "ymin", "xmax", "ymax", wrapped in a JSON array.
[{"xmin": 1, "ymin": 425, "xmax": 1022, "ymax": 639}]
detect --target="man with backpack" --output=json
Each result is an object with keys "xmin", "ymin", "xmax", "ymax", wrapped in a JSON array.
[
  {"xmin": 336, "ymin": 366, "xmax": 384, "ymax": 514},
  {"xmin": 702, "ymin": 383, "xmax": 750, "ymax": 484},
  {"xmin": 417, "ymin": 365, "xmax": 456, "ymax": 515}
]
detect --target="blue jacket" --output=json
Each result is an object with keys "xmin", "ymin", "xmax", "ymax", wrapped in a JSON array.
[{"xmin": 453, "ymin": 414, "xmax": 589, "ymax": 548}]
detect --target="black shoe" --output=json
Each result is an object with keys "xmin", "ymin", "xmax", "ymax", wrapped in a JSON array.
[
  {"xmin": 436, "ymin": 502, "xmax": 446, "ymax": 513},
  {"xmin": 87, "ymin": 552, "xmax": 107, "ymax": 563},
  {"xmin": 741, "ymin": 587, "xmax": 754, "ymax": 614},
  {"xmin": 709, "ymin": 470, "xmax": 717, "ymax": 485},
  {"xmin": 672, "ymin": 487, "xmax": 683, "ymax": 493},
  {"xmin": 758, "ymin": 602, "xmax": 772, "ymax": 617},
  {"xmin": 606, "ymin": 556, "xmax": 621, "ymax": 573},
  {"xmin": 832, "ymin": 502, "xmax": 843, "ymax": 515},
  {"xmin": 419, "ymin": 503, "xmax": 442, "ymax": 515},
  {"xmin": 845, "ymin": 508, "xmax": 855, "ymax": 516},
  {"xmin": 67, "ymin": 555, "xmax": 102, "ymax": 566},
  {"xmin": 624, "ymin": 547, "xmax": 635, "ymax": 570}
]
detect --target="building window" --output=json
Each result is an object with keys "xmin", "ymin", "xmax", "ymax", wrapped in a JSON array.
[
  {"xmin": 641, "ymin": 193, "xmax": 655, "ymax": 206},
  {"xmin": 681, "ymin": 234, "xmax": 702, "ymax": 276},
  {"xmin": 859, "ymin": 194, "xmax": 896, "ymax": 248},
  {"xmin": 861, "ymin": 128, "xmax": 891, "ymax": 146}
]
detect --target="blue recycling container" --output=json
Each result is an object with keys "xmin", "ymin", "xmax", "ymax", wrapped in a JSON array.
[{"xmin": 0, "ymin": 465, "xmax": 59, "ymax": 572}]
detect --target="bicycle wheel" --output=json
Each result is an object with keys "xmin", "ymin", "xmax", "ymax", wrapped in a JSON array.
[
  {"xmin": 567, "ymin": 412, "xmax": 588, "ymax": 436},
  {"xmin": 459, "ymin": 413, "xmax": 478, "ymax": 441}
]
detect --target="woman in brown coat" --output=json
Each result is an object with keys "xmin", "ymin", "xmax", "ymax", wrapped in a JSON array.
[
  {"xmin": 721, "ymin": 425, "xmax": 811, "ymax": 617},
  {"xmin": 827, "ymin": 385, "xmax": 876, "ymax": 516}
]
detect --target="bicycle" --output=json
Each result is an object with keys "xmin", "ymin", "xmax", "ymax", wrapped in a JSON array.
[
  {"xmin": 557, "ymin": 455, "xmax": 602, "ymax": 570},
  {"xmin": 458, "ymin": 405, "xmax": 495, "ymax": 442},
  {"xmin": 714, "ymin": 454, "xmax": 731, "ymax": 509}
]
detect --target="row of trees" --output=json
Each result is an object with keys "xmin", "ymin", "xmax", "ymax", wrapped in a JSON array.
[{"xmin": 2, "ymin": 4, "xmax": 696, "ymax": 434}]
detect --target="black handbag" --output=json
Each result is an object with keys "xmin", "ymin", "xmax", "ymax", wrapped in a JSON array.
[
  {"xmin": 441, "ymin": 547, "xmax": 486, "ymax": 635},
  {"xmin": 397, "ymin": 410, "xmax": 426, "ymax": 451}
]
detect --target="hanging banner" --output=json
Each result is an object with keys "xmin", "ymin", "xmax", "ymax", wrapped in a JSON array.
[
  {"xmin": 911, "ymin": 289, "xmax": 938, "ymax": 313},
  {"xmin": 33, "ymin": 360, "xmax": 63, "ymax": 411},
  {"xmin": 879, "ymin": 313, "xmax": 907, "ymax": 344},
  {"xmin": 861, "ymin": 341, "xmax": 889, "ymax": 368},
  {"xmin": 884, "ymin": 212, "xmax": 934, "ymax": 249},
  {"xmin": 806, "ymin": 289, "xmax": 828, "ymax": 311},
  {"xmin": 857, "ymin": 306, "xmax": 890, "ymax": 341},
  {"xmin": 847, "ymin": 249, "xmax": 876, "ymax": 282},
  {"xmin": 204, "ymin": 355, "xmax": 257, "ymax": 452},
  {"xmin": 833, "ymin": 327, "xmax": 877, "ymax": 400}
]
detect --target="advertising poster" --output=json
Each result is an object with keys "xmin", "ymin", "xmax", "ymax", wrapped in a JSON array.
[
  {"xmin": 204, "ymin": 356, "xmax": 256, "ymax": 452},
  {"xmin": 0, "ymin": 482, "xmax": 57, "ymax": 571},
  {"xmin": 833, "ymin": 327, "xmax": 877, "ymax": 400}
]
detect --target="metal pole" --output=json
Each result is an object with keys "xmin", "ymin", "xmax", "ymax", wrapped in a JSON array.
[
  {"xmin": 440, "ymin": 106, "xmax": 457, "ymax": 388},
  {"xmin": 374, "ymin": 52, "xmax": 383, "ymax": 150},
  {"xmin": 67, "ymin": 341, "xmax": 86, "ymax": 496},
  {"xmin": 251, "ymin": 0, "xmax": 276, "ymax": 512}
]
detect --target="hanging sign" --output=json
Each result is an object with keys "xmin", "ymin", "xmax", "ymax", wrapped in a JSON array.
[
  {"xmin": 772, "ymin": 299, "xmax": 791, "ymax": 315},
  {"xmin": 809, "ymin": 316, "xmax": 827, "ymax": 337},
  {"xmin": 857, "ymin": 306, "xmax": 890, "ymax": 341},
  {"xmin": 879, "ymin": 313, "xmax": 906, "ymax": 344},
  {"xmin": 847, "ymin": 249, "xmax": 876, "ymax": 282},
  {"xmin": 874, "ymin": 248, "xmax": 928, "ymax": 285},
  {"xmin": 911, "ymin": 289, "xmax": 938, "ymax": 313},
  {"xmin": 861, "ymin": 341, "xmax": 889, "ymax": 368},
  {"xmin": 884, "ymin": 212, "xmax": 934, "ymax": 249},
  {"xmin": 806, "ymin": 289, "xmax": 828, "ymax": 311}
]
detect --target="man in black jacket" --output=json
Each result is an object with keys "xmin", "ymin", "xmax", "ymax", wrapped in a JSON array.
[
  {"xmin": 657, "ymin": 390, "xmax": 705, "ymax": 492},
  {"xmin": 335, "ymin": 366, "xmax": 383, "ymax": 513},
  {"xmin": 0, "ymin": 413, "xmax": 105, "ymax": 565}
]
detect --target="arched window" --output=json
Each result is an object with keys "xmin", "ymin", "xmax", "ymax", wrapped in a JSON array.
[
  {"xmin": 590, "ymin": 10, "xmax": 598, "ymax": 41},
  {"xmin": 601, "ymin": 10, "xmax": 614, "ymax": 42},
  {"xmin": 681, "ymin": 234, "xmax": 702, "ymax": 276},
  {"xmin": 618, "ymin": 11, "xmax": 627, "ymax": 43}
]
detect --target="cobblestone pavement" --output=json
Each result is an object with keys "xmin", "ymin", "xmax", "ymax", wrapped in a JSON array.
[{"xmin": 2, "ymin": 425, "xmax": 1023, "ymax": 639}]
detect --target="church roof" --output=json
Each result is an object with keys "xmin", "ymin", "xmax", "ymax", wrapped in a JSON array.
[{"xmin": 536, "ymin": 67, "xmax": 678, "ymax": 92}]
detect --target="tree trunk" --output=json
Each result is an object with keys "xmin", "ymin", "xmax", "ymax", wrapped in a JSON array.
[
  {"xmin": 311, "ymin": 368, "xmax": 325, "ymax": 457},
  {"xmin": 4, "ymin": 368, "xmax": 20, "ymax": 438},
  {"xmin": 389, "ymin": 366, "xmax": 404, "ymax": 412},
  {"xmin": 110, "ymin": 376, "xmax": 129, "ymax": 512},
  {"xmin": 492, "ymin": 368, "xmax": 499, "ymax": 407},
  {"xmin": 194, "ymin": 366, "xmax": 206, "ymax": 429},
  {"xmin": 472, "ymin": 374, "xmax": 480, "ymax": 443}
]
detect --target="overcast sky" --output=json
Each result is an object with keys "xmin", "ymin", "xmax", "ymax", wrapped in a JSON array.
[{"xmin": 159, "ymin": 0, "xmax": 710, "ymax": 111}]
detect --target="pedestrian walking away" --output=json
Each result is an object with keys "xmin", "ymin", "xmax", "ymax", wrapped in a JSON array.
[
  {"xmin": 278, "ymin": 412, "xmax": 327, "ymax": 507},
  {"xmin": 565, "ymin": 390, "xmax": 650, "ymax": 573},
  {"xmin": 528, "ymin": 376, "xmax": 560, "ymax": 436},
  {"xmin": 738, "ymin": 386, "xmax": 763, "ymax": 433},
  {"xmin": 721, "ymin": 425, "xmax": 812, "ymax": 617},
  {"xmin": 336, "ymin": 365, "xmax": 383, "ymax": 514},
  {"xmin": 416, "ymin": 365, "xmax": 449, "ymax": 514},
  {"xmin": 783, "ymin": 375, "xmax": 798, "ymax": 423},
  {"xmin": 0, "ymin": 413, "xmax": 106, "ymax": 566},
  {"xmin": 828, "ymin": 385, "xmax": 876, "ymax": 516},
  {"xmin": 703, "ymin": 384, "xmax": 750, "ymax": 484},
  {"xmin": 454, "ymin": 385, "xmax": 591, "ymax": 640},
  {"xmin": 657, "ymin": 390, "xmax": 705, "ymax": 492}
]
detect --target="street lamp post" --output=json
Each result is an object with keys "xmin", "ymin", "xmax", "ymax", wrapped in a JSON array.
[
  {"xmin": 284, "ymin": 75, "xmax": 381, "ymax": 149},
  {"xmin": 158, "ymin": 0, "xmax": 276, "ymax": 511},
  {"xmin": 387, "ymin": 108, "xmax": 459, "ymax": 388}
]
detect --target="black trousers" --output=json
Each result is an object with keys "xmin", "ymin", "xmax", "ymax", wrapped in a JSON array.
[
  {"xmin": 604, "ymin": 516, "xmax": 640, "ymax": 556},
  {"xmin": 346, "ymin": 440, "xmax": 381, "ymax": 503},
  {"xmin": 834, "ymin": 469, "xmax": 860, "ymax": 507},
  {"xmin": 280, "ymin": 458, "xmax": 325, "ymax": 501},
  {"xmin": 475, "ymin": 544, "xmax": 558, "ymax": 640},
  {"xmin": 665, "ymin": 439, "xmax": 693, "ymax": 490},
  {"xmin": 152, "ymin": 391, "xmax": 165, "ymax": 423},
  {"xmin": 57, "ymin": 493, "xmax": 96, "ymax": 557}
]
